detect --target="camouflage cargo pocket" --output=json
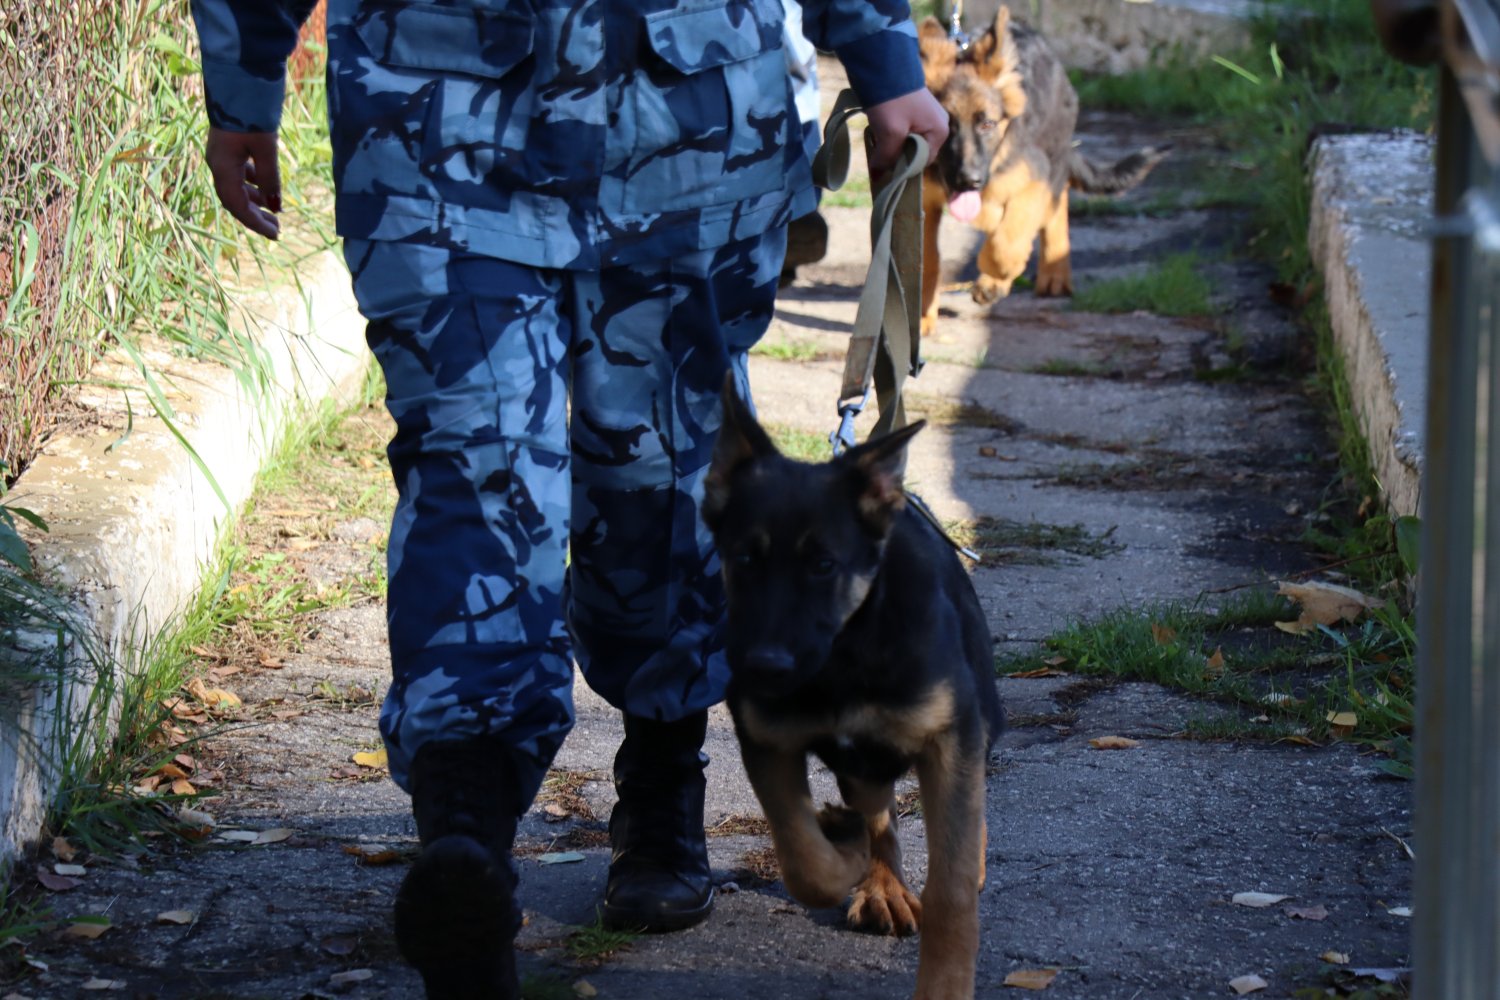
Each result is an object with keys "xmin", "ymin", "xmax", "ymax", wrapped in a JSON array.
[{"xmin": 615, "ymin": 0, "xmax": 793, "ymax": 215}]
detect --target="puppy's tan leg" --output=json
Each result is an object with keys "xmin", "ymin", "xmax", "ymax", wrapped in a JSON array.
[
  {"xmin": 838, "ymin": 775, "xmax": 922, "ymax": 937},
  {"xmin": 739, "ymin": 739, "xmax": 870, "ymax": 909},
  {"xmin": 978, "ymin": 815, "xmax": 988, "ymax": 891},
  {"xmin": 921, "ymin": 176, "xmax": 947, "ymax": 336},
  {"xmin": 1035, "ymin": 190, "xmax": 1073, "ymax": 297},
  {"xmin": 974, "ymin": 180, "xmax": 1050, "ymax": 305},
  {"xmin": 913, "ymin": 734, "xmax": 986, "ymax": 1000}
]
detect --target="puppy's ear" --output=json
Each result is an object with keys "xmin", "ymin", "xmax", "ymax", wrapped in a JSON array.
[
  {"xmin": 703, "ymin": 373, "xmax": 778, "ymax": 527},
  {"xmin": 844, "ymin": 420, "xmax": 925, "ymax": 537},
  {"xmin": 917, "ymin": 17, "xmax": 957, "ymax": 92},
  {"xmin": 970, "ymin": 4, "xmax": 1022, "ymax": 99}
]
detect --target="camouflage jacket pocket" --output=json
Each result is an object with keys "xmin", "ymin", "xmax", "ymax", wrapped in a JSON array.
[
  {"xmin": 613, "ymin": 0, "xmax": 792, "ymax": 216},
  {"xmin": 346, "ymin": 2, "xmax": 540, "ymax": 193}
]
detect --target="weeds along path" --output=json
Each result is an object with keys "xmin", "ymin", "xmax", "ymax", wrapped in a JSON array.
[{"xmin": 11, "ymin": 107, "xmax": 1411, "ymax": 1000}]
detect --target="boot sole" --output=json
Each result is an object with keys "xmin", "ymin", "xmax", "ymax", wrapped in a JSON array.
[{"xmin": 395, "ymin": 835, "xmax": 517, "ymax": 999}]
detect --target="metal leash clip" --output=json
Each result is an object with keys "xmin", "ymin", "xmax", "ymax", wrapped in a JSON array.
[
  {"xmin": 948, "ymin": 0, "xmax": 972, "ymax": 51},
  {"xmin": 829, "ymin": 389, "xmax": 869, "ymax": 457}
]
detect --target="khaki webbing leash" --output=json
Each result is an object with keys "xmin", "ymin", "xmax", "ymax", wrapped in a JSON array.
[{"xmin": 810, "ymin": 89, "xmax": 980, "ymax": 563}]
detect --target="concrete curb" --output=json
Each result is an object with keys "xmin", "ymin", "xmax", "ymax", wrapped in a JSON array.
[
  {"xmin": 1308, "ymin": 131, "xmax": 1432, "ymax": 520},
  {"xmin": 1, "ymin": 246, "xmax": 367, "ymax": 861}
]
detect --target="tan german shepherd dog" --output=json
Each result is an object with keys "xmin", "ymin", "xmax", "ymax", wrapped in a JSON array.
[{"xmin": 918, "ymin": 9, "xmax": 1170, "ymax": 332}]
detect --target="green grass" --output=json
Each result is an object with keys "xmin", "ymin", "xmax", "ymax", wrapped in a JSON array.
[
  {"xmin": 824, "ymin": 172, "xmax": 873, "ymax": 209},
  {"xmin": 1030, "ymin": 358, "xmax": 1110, "ymax": 378},
  {"xmin": 566, "ymin": 912, "xmax": 639, "ymax": 962},
  {"xmin": 751, "ymin": 339, "xmax": 827, "ymax": 363},
  {"xmin": 766, "ymin": 423, "xmax": 834, "ymax": 463},
  {"xmin": 1000, "ymin": 589, "xmax": 1414, "ymax": 769},
  {"xmin": 1072, "ymin": 253, "xmax": 1217, "ymax": 317},
  {"xmin": 946, "ymin": 516, "xmax": 1122, "ymax": 564}
]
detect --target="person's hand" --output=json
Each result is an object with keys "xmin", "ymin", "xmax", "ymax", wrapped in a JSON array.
[
  {"xmin": 863, "ymin": 88, "xmax": 949, "ymax": 181},
  {"xmin": 205, "ymin": 127, "xmax": 282, "ymax": 240}
]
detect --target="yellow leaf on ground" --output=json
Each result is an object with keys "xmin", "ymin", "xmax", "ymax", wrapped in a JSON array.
[
  {"xmin": 64, "ymin": 919, "xmax": 111, "ymax": 939},
  {"xmin": 343, "ymin": 844, "xmax": 404, "ymax": 866},
  {"xmin": 1088, "ymin": 736, "xmax": 1141, "ymax": 750},
  {"xmin": 51, "ymin": 837, "xmax": 77, "ymax": 862},
  {"xmin": 353, "ymin": 748, "xmax": 388, "ymax": 770},
  {"xmin": 1205, "ymin": 647, "xmax": 1226, "ymax": 673},
  {"xmin": 156, "ymin": 910, "xmax": 195, "ymax": 925},
  {"xmin": 1320, "ymin": 951, "xmax": 1350, "ymax": 965},
  {"xmin": 1009, "ymin": 668, "xmax": 1067, "ymax": 679},
  {"xmin": 156, "ymin": 763, "xmax": 189, "ymax": 781},
  {"xmin": 185, "ymin": 677, "xmax": 241, "ymax": 710},
  {"xmin": 170, "ymin": 779, "xmax": 197, "ymax": 797},
  {"xmin": 1274, "ymin": 619, "xmax": 1316, "ymax": 635},
  {"xmin": 1150, "ymin": 623, "xmax": 1177, "ymax": 645},
  {"xmin": 574, "ymin": 981, "xmax": 599, "ymax": 998},
  {"xmin": 1004, "ymin": 968, "xmax": 1058, "ymax": 990},
  {"xmin": 1230, "ymin": 974, "xmax": 1268, "ymax": 995},
  {"xmin": 1326, "ymin": 711, "xmax": 1358, "ymax": 728},
  {"xmin": 1276, "ymin": 580, "xmax": 1383, "ymax": 630}
]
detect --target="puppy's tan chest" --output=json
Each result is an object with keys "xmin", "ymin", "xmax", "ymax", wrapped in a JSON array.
[{"xmin": 739, "ymin": 682, "xmax": 956, "ymax": 758}]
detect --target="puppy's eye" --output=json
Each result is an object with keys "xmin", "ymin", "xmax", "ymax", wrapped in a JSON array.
[
  {"xmin": 807, "ymin": 556, "xmax": 837, "ymax": 579},
  {"xmin": 975, "ymin": 119, "xmax": 1000, "ymax": 134},
  {"xmin": 732, "ymin": 551, "xmax": 756, "ymax": 568}
]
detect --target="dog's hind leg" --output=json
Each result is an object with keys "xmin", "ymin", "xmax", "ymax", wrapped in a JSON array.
[
  {"xmin": 739, "ymin": 739, "xmax": 871, "ymax": 909},
  {"xmin": 912, "ymin": 734, "xmax": 986, "ymax": 1000},
  {"xmin": 1035, "ymin": 190, "xmax": 1073, "ymax": 297},
  {"xmin": 838, "ymin": 775, "xmax": 922, "ymax": 937}
]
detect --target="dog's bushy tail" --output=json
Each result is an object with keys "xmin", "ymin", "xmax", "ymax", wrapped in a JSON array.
[{"xmin": 1068, "ymin": 144, "xmax": 1172, "ymax": 195}]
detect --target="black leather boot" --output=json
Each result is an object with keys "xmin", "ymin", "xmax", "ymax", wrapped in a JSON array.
[
  {"xmin": 601, "ymin": 712, "xmax": 715, "ymax": 931},
  {"xmin": 394, "ymin": 739, "xmax": 523, "ymax": 1000}
]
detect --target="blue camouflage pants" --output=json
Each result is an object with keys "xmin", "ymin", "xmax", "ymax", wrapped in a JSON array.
[{"xmin": 344, "ymin": 228, "xmax": 786, "ymax": 806}]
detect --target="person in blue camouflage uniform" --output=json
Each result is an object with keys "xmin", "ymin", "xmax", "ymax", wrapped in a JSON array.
[{"xmin": 191, "ymin": 0, "xmax": 946, "ymax": 995}]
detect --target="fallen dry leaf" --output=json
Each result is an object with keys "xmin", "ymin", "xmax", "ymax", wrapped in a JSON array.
[
  {"xmin": 51, "ymin": 837, "xmax": 77, "ymax": 863},
  {"xmin": 185, "ymin": 677, "xmax": 242, "ymax": 710},
  {"xmin": 1276, "ymin": 580, "xmax": 1383, "ymax": 630},
  {"xmin": 80, "ymin": 980, "xmax": 125, "ymax": 991},
  {"xmin": 217, "ymin": 830, "xmax": 261, "ymax": 843},
  {"xmin": 320, "ymin": 935, "xmax": 358, "ymax": 956},
  {"xmin": 1009, "ymin": 667, "xmax": 1067, "ymax": 679},
  {"xmin": 1321, "ymin": 951, "xmax": 1350, "ymax": 965},
  {"xmin": 1003, "ymin": 968, "xmax": 1058, "ymax": 990},
  {"xmin": 574, "ymin": 981, "xmax": 599, "ymax": 998},
  {"xmin": 252, "ymin": 828, "xmax": 296, "ymax": 846},
  {"xmin": 170, "ymin": 778, "xmax": 197, "ymax": 797},
  {"xmin": 176, "ymin": 806, "xmax": 215, "ymax": 830},
  {"xmin": 1326, "ymin": 710, "xmax": 1358, "ymax": 735},
  {"xmin": 329, "ymin": 969, "xmax": 374, "ymax": 987},
  {"xmin": 64, "ymin": 919, "xmax": 111, "ymax": 940},
  {"xmin": 1205, "ymin": 647, "xmax": 1226, "ymax": 674},
  {"xmin": 1387, "ymin": 905, "xmax": 1412, "ymax": 917},
  {"xmin": 1285, "ymin": 904, "xmax": 1328, "ymax": 921},
  {"xmin": 1043, "ymin": 655, "xmax": 1069, "ymax": 667},
  {"xmin": 1088, "ymin": 736, "xmax": 1140, "ymax": 750},
  {"xmin": 36, "ymin": 868, "xmax": 78, "ymax": 892},
  {"xmin": 53, "ymin": 864, "xmax": 86, "ymax": 877},
  {"xmin": 1232, "ymin": 892, "xmax": 1291, "ymax": 908},
  {"xmin": 155, "ymin": 763, "xmax": 189, "ymax": 781},
  {"xmin": 343, "ymin": 844, "xmax": 404, "ymax": 866},
  {"xmin": 1150, "ymin": 623, "xmax": 1177, "ymax": 646},
  {"xmin": 156, "ymin": 910, "xmax": 195, "ymax": 925},
  {"xmin": 1229, "ymin": 974, "xmax": 1268, "ymax": 995},
  {"xmin": 352, "ymin": 749, "xmax": 388, "ymax": 770}
]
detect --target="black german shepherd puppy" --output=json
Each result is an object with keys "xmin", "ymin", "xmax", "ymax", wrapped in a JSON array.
[{"xmin": 702, "ymin": 383, "xmax": 1003, "ymax": 1000}]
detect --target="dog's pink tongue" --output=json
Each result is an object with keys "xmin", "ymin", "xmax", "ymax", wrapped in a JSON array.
[{"xmin": 948, "ymin": 190, "xmax": 982, "ymax": 224}]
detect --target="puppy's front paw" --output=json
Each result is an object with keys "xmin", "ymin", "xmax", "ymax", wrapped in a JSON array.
[
  {"xmin": 972, "ymin": 274, "xmax": 1011, "ymax": 305},
  {"xmin": 848, "ymin": 860, "xmax": 922, "ymax": 936}
]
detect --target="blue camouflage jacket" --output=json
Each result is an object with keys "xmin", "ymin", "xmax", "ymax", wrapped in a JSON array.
[{"xmin": 191, "ymin": 0, "xmax": 926, "ymax": 269}]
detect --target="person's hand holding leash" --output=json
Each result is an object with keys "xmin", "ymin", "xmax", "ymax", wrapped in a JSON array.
[
  {"xmin": 864, "ymin": 88, "xmax": 949, "ymax": 181},
  {"xmin": 205, "ymin": 127, "xmax": 282, "ymax": 240}
]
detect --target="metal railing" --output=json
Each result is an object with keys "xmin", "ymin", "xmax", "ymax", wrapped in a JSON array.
[{"xmin": 1406, "ymin": 0, "xmax": 1500, "ymax": 994}]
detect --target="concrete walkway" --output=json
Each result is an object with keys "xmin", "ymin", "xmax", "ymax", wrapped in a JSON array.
[{"xmin": 11, "ymin": 77, "xmax": 1413, "ymax": 1000}]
